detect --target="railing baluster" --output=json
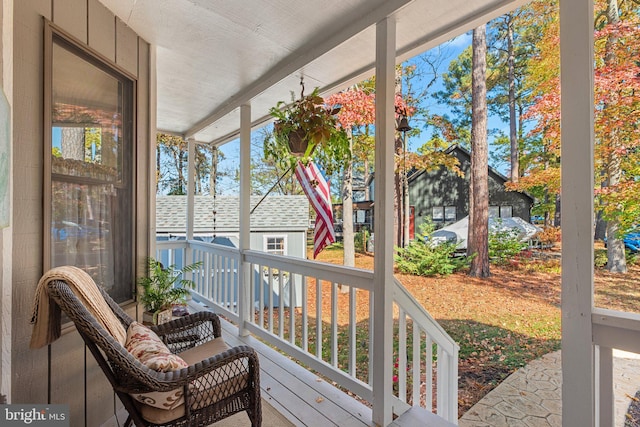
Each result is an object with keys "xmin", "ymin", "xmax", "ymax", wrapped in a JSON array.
[
  {"xmin": 289, "ymin": 273, "xmax": 295, "ymax": 345},
  {"xmin": 316, "ymin": 277, "xmax": 322, "ymax": 360},
  {"xmin": 349, "ymin": 285, "xmax": 356, "ymax": 376},
  {"xmin": 278, "ymin": 269, "xmax": 284, "ymax": 338},
  {"xmin": 210, "ymin": 254, "xmax": 220, "ymax": 304},
  {"xmin": 447, "ymin": 350, "xmax": 458, "ymax": 421},
  {"xmin": 249, "ymin": 261, "xmax": 255, "ymax": 324},
  {"xmin": 222, "ymin": 255, "xmax": 227, "ymax": 309},
  {"xmin": 198, "ymin": 249, "xmax": 204, "ymax": 295},
  {"xmin": 206, "ymin": 251, "xmax": 212, "ymax": 300},
  {"xmin": 258, "ymin": 264, "xmax": 264, "ymax": 328},
  {"xmin": 217, "ymin": 254, "xmax": 223, "ymax": 304},
  {"xmin": 193, "ymin": 250, "xmax": 204, "ymax": 294},
  {"xmin": 436, "ymin": 345, "xmax": 445, "ymax": 416},
  {"xmin": 412, "ymin": 322, "xmax": 421, "ymax": 407},
  {"xmin": 331, "ymin": 282, "xmax": 338, "ymax": 367},
  {"xmin": 227, "ymin": 258, "xmax": 232, "ymax": 313},
  {"xmin": 302, "ymin": 276, "xmax": 308, "ymax": 352},
  {"xmin": 200, "ymin": 250, "xmax": 206, "ymax": 298},
  {"xmin": 216, "ymin": 253, "xmax": 220, "ymax": 304},
  {"xmin": 425, "ymin": 334, "xmax": 433, "ymax": 412},
  {"xmin": 268, "ymin": 268, "xmax": 274, "ymax": 334},
  {"xmin": 369, "ymin": 291, "xmax": 374, "ymax": 387},
  {"xmin": 399, "ymin": 308, "xmax": 407, "ymax": 401}
]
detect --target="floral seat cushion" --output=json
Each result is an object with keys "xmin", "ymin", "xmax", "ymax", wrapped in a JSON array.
[{"xmin": 125, "ymin": 322, "xmax": 189, "ymax": 409}]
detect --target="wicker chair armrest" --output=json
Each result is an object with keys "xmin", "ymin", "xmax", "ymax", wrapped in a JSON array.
[{"xmin": 152, "ymin": 311, "xmax": 222, "ymax": 353}]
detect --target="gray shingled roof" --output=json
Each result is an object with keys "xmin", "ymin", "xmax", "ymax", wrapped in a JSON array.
[{"xmin": 156, "ymin": 195, "xmax": 309, "ymax": 233}]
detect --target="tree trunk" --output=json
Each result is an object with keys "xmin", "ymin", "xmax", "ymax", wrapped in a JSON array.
[
  {"xmin": 594, "ymin": 211, "xmax": 606, "ymax": 241},
  {"xmin": 606, "ymin": 211, "xmax": 627, "ymax": 273},
  {"xmin": 468, "ymin": 25, "xmax": 490, "ymax": 278},
  {"xmin": 178, "ymin": 151, "xmax": 186, "ymax": 194},
  {"xmin": 394, "ymin": 147, "xmax": 402, "ymax": 247},
  {"xmin": 554, "ymin": 194, "xmax": 561, "ymax": 227},
  {"xmin": 603, "ymin": 0, "xmax": 626, "ymax": 273},
  {"xmin": 342, "ymin": 129, "xmax": 355, "ymax": 271},
  {"xmin": 210, "ymin": 146, "xmax": 218, "ymax": 197},
  {"xmin": 507, "ymin": 13, "xmax": 519, "ymax": 183},
  {"xmin": 402, "ymin": 135, "xmax": 410, "ymax": 247},
  {"xmin": 394, "ymin": 69, "xmax": 403, "ymax": 247},
  {"xmin": 61, "ymin": 127, "xmax": 84, "ymax": 160},
  {"xmin": 363, "ymin": 158, "xmax": 370, "ymax": 201}
]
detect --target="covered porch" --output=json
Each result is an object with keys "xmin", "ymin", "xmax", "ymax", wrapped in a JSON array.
[{"xmin": 3, "ymin": 0, "xmax": 637, "ymax": 426}]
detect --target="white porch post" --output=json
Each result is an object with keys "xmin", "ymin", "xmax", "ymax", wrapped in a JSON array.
[
  {"xmin": 560, "ymin": 0, "xmax": 595, "ymax": 424},
  {"xmin": 238, "ymin": 103, "xmax": 252, "ymax": 336},
  {"xmin": 372, "ymin": 16, "xmax": 396, "ymax": 427},
  {"xmin": 186, "ymin": 137, "xmax": 196, "ymax": 266}
]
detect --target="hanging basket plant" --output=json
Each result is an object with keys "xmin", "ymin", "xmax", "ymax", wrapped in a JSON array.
[
  {"xmin": 265, "ymin": 85, "xmax": 349, "ymax": 171},
  {"xmin": 273, "ymin": 124, "xmax": 307, "ymax": 156}
]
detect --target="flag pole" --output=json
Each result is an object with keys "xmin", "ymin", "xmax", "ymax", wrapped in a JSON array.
[{"xmin": 249, "ymin": 165, "xmax": 293, "ymax": 214}]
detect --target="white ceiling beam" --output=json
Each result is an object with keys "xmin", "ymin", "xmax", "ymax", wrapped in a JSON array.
[{"xmin": 185, "ymin": 0, "xmax": 413, "ymax": 139}]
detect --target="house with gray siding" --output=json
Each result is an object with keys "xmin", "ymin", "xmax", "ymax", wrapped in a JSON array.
[
  {"xmin": 409, "ymin": 144, "xmax": 534, "ymax": 232},
  {"xmin": 363, "ymin": 145, "xmax": 533, "ymax": 236}
]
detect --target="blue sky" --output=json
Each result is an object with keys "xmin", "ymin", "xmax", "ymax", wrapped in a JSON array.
[{"xmin": 214, "ymin": 32, "xmax": 511, "ymax": 195}]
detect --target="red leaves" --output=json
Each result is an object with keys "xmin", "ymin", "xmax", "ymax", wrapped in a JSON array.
[{"xmin": 325, "ymin": 87, "xmax": 414, "ymax": 129}]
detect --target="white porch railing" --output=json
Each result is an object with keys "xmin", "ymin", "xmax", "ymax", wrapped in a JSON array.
[{"xmin": 156, "ymin": 240, "xmax": 459, "ymax": 423}]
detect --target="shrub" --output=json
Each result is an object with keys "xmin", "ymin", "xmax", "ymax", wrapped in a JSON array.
[
  {"xmin": 595, "ymin": 248, "xmax": 639, "ymax": 269},
  {"xmin": 355, "ymin": 228, "xmax": 370, "ymax": 253},
  {"xmin": 488, "ymin": 227, "xmax": 528, "ymax": 266},
  {"xmin": 395, "ymin": 224, "xmax": 470, "ymax": 276},
  {"xmin": 536, "ymin": 226, "xmax": 561, "ymax": 247}
]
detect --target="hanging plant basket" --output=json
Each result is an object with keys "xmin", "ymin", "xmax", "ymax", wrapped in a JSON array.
[
  {"xmin": 287, "ymin": 128, "xmax": 308, "ymax": 156},
  {"xmin": 266, "ymin": 85, "xmax": 348, "ymax": 168}
]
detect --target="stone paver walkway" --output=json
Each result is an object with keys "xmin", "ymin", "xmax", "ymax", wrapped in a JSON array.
[{"xmin": 459, "ymin": 350, "xmax": 640, "ymax": 427}]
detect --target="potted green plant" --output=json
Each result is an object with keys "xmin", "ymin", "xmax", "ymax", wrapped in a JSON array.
[
  {"xmin": 265, "ymin": 87, "xmax": 348, "ymax": 170},
  {"xmin": 137, "ymin": 257, "xmax": 202, "ymax": 325}
]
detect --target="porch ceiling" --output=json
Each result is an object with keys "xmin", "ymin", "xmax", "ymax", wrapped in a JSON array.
[{"xmin": 99, "ymin": 0, "xmax": 526, "ymax": 145}]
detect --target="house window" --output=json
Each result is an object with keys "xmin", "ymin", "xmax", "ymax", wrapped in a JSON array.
[
  {"xmin": 264, "ymin": 236, "xmax": 287, "ymax": 255},
  {"xmin": 432, "ymin": 206, "xmax": 444, "ymax": 221},
  {"xmin": 444, "ymin": 206, "xmax": 456, "ymax": 221},
  {"xmin": 433, "ymin": 206, "xmax": 456, "ymax": 222},
  {"xmin": 490, "ymin": 206, "xmax": 513, "ymax": 219},
  {"xmin": 500, "ymin": 206, "xmax": 513, "ymax": 218},
  {"xmin": 45, "ymin": 26, "xmax": 135, "ymax": 303}
]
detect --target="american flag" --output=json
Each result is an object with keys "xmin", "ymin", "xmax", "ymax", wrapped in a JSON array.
[{"xmin": 295, "ymin": 161, "xmax": 335, "ymax": 258}]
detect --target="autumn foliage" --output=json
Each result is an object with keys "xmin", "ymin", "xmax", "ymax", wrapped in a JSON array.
[{"xmin": 511, "ymin": 0, "xmax": 640, "ymax": 233}]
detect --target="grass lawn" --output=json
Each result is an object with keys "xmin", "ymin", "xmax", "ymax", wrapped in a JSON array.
[{"xmin": 304, "ymin": 243, "xmax": 640, "ymax": 415}]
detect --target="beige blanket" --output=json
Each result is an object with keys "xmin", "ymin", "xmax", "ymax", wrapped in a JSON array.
[{"xmin": 30, "ymin": 266, "xmax": 127, "ymax": 349}]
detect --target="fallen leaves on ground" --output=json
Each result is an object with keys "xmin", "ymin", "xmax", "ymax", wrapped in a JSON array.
[{"xmin": 307, "ymin": 245, "xmax": 640, "ymax": 415}]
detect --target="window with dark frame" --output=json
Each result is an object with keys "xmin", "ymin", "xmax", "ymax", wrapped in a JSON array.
[
  {"xmin": 264, "ymin": 236, "xmax": 286, "ymax": 255},
  {"xmin": 432, "ymin": 206, "xmax": 456, "ymax": 222},
  {"xmin": 45, "ymin": 27, "xmax": 135, "ymax": 303}
]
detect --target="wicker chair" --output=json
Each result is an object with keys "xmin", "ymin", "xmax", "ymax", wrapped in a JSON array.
[{"xmin": 46, "ymin": 279, "xmax": 262, "ymax": 427}]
